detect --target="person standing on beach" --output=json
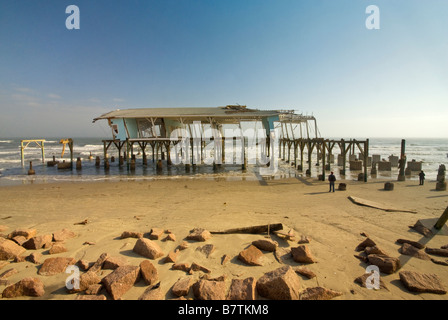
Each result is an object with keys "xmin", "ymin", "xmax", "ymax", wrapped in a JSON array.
[
  {"xmin": 328, "ymin": 171, "xmax": 336, "ymax": 192},
  {"xmin": 419, "ymin": 170, "xmax": 425, "ymax": 185}
]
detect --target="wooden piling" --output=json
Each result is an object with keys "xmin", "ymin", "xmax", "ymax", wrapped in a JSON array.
[{"xmin": 434, "ymin": 206, "xmax": 448, "ymax": 230}]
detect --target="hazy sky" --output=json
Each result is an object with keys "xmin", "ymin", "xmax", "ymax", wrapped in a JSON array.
[{"xmin": 1, "ymin": 0, "xmax": 447, "ymax": 139}]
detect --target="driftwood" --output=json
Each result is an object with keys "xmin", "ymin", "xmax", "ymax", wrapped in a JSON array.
[
  {"xmin": 348, "ymin": 196, "xmax": 417, "ymax": 213},
  {"xmin": 273, "ymin": 230, "xmax": 296, "ymax": 241},
  {"xmin": 210, "ymin": 223, "xmax": 283, "ymax": 235}
]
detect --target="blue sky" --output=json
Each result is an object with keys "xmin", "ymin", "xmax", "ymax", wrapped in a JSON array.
[{"xmin": 0, "ymin": 0, "xmax": 447, "ymax": 138}]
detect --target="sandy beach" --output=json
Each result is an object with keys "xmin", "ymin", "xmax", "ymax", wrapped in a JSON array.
[{"xmin": 0, "ymin": 175, "xmax": 447, "ymax": 301}]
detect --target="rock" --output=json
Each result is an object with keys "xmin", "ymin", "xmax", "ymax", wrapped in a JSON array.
[
  {"xmin": 11, "ymin": 236, "xmax": 27, "ymax": 246},
  {"xmin": 49, "ymin": 243, "xmax": 68, "ymax": 255},
  {"xmin": 298, "ymin": 235, "xmax": 311, "ymax": 244},
  {"xmin": 172, "ymin": 277, "xmax": 193, "ymax": 297},
  {"xmin": 367, "ymin": 254, "xmax": 400, "ymax": 274},
  {"xmin": 425, "ymin": 247, "xmax": 448, "ymax": 257},
  {"xmin": 101, "ymin": 265, "xmax": 140, "ymax": 300},
  {"xmin": 355, "ymin": 238, "xmax": 376, "ymax": 251},
  {"xmin": 409, "ymin": 220, "xmax": 433, "ymax": 238},
  {"xmin": 431, "ymin": 258, "xmax": 448, "ymax": 266},
  {"xmin": 193, "ymin": 279, "xmax": 226, "ymax": 300},
  {"xmin": 8, "ymin": 228, "xmax": 36, "ymax": 240},
  {"xmin": 256, "ymin": 266, "xmax": 301, "ymax": 300},
  {"xmin": 354, "ymin": 273, "xmax": 388, "ymax": 290},
  {"xmin": 2, "ymin": 277, "xmax": 45, "ymax": 298},
  {"xmin": 120, "ymin": 231, "xmax": 143, "ymax": 239},
  {"xmin": 52, "ymin": 229, "xmax": 76, "ymax": 242},
  {"xmin": 76, "ymin": 294, "xmax": 107, "ymax": 300},
  {"xmin": 133, "ymin": 238, "xmax": 164, "ymax": 259},
  {"xmin": 186, "ymin": 228, "xmax": 212, "ymax": 242},
  {"xmin": 196, "ymin": 244, "xmax": 215, "ymax": 258},
  {"xmin": 252, "ymin": 239, "xmax": 278, "ymax": 252},
  {"xmin": 172, "ymin": 263, "xmax": 190, "ymax": 272},
  {"xmin": 13, "ymin": 255, "xmax": 26, "ymax": 263},
  {"xmin": 227, "ymin": 277, "xmax": 256, "ymax": 300},
  {"xmin": 221, "ymin": 254, "xmax": 231, "ymax": 265},
  {"xmin": 139, "ymin": 260, "xmax": 158, "ymax": 285},
  {"xmin": 26, "ymin": 252, "xmax": 42, "ymax": 264},
  {"xmin": 163, "ymin": 234, "xmax": 176, "ymax": 242},
  {"xmin": 149, "ymin": 228, "xmax": 164, "ymax": 240},
  {"xmin": 238, "ymin": 245, "xmax": 264, "ymax": 266},
  {"xmin": 138, "ymin": 285, "xmax": 163, "ymax": 300},
  {"xmin": 400, "ymin": 243, "xmax": 431, "ymax": 261},
  {"xmin": 364, "ymin": 246, "xmax": 389, "ymax": 257},
  {"xmin": 89, "ymin": 253, "xmax": 109, "ymax": 273},
  {"xmin": 0, "ymin": 268, "xmax": 18, "ymax": 279},
  {"xmin": 85, "ymin": 283, "xmax": 103, "ymax": 295},
  {"xmin": 293, "ymin": 266, "xmax": 316, "ymax": 279},
  {"xmin": 77, "ymin": 259, "xmax": 93, "ymax": 271},
  {"xmin": 274, "ymin": 247, "xmax": 292, "ymax": 263},
  {"xmin": 103, "ymin": 256, "xmax": 128, "ymax": 270},
  {"xmin": 69, "ymin": 271, "xmax": 102, "ymax": 292},
  {"xmin": 0, "ymin": 239, "xmax": 26, "ymax": 260},
  {"xmin": 399, "ymin": 271, "xmax": 446, "ymax": 294},
  {"xmin": 163, "ymin": 251, "xmax": 178, "ymax": 263},
  {"xmin": 190, "ymin": 262, "xmax": 211, "ymax": 274},
  {"xmin": 178, "ymin": 241, "xmax": 189, "ymax": 251},
  {"xmin": 396, "ymin": 239, "xmax": 425, "ymax": 249},
  {"xmin": 38, "ymin": 257, "xmax": 76, "ymax": 276},
  {"xmin": 291, "ymin": 245, "xmax": 317, "ymax": 264},
  {"xmin": 22, "ymin": 234, "xmax": 53, "ymax": 250},
  {"xmin": 354, "ymin": 253, "xmax": 369, "ymax": 263},
  {"xmin": 300, "ymin": 287, "xmax": 343, "ymax": 300}
]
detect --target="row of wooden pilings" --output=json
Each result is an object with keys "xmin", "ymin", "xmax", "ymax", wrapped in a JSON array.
[{"xmin": 279, "ymin": 138, "xmax": 370, "ymax": 182}]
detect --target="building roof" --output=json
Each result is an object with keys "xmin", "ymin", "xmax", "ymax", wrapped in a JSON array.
[{"xmin": 93, "ymin": 105, "xmax": 281, "ymax": 122}]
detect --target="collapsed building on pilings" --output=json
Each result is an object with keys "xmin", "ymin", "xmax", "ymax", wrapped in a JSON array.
[{"xmin": 93, "ymin": 105, "xmax": 369, "ymax": 181}]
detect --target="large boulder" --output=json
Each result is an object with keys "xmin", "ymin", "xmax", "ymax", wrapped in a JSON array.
[
  {"xmin": 103, "ymin": 256, "xmax": 128, "ymax": 270},
  {"xmin": 172, "ymin": 277, "xmax": 193, "ymax": 297},
  {"xmin": 291, "ymin": 245, "xmax": 316, "ymax": 264},
  {"xmin": 133, "ymin": 238, "xmax": 164, "ymax": 259},
  {"xmin": 256, "ymin": 266, "xmax": 301, "ymax": 300},
  {"xmin": 399, "ymin": 271, "xmax": 446, "ymax": 294},
  {"xmin": 139, "ymin": 260, "xmax": 158, "ymax": 285},
  {"xmin": 227, "ymin": 277, "xmax": 256, "ymax": 300},
  {"xmin": 193, "ymin": 279, "xmax": 226, "ymax": 300},
  {"xmin": 38, "ymin": 257, "xmax": 77, "ymax": 276},
  {"xmin": 186, "ymin": 228, "xmax": 212, "ymax": 242},
  {"xmin": 238, "ymin": 245, "xmax": 264, "ymax": 266},
  {"xmin": 0, "ymin": 239, "xmax": 26, "ymax": 260},
  {"xmin": 101, "ymin": 265, "xmax": 140, "ymax": 300},
  {"xmin": 2, "ymin": 277, "xmax": 45, "ymax": 298},
  {"xmin": 22, "ymin": 234, "xmax": 53, "ymax": 250},
  {"xmin": 52, "ymin": 229, "xmax": 76, "ymax": 242},
  {"xmin": 8, "ymin": 228, "xmax": 36, "ymax": 240},
  {"xmin": 367, "ymin": 254, "xmax": 400, "ymax": 274}
]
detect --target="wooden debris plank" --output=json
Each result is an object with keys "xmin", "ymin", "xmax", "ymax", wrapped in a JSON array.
[
  {"xmin": 348, "ymin": 196, "xmax": 417, "ymax": 213},
  {"xmin": 210, "ymin": 223, "xmax": 283, "ymax": 235}
]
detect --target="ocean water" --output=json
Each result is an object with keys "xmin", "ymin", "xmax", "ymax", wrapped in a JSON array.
[{"xmin": 0, "ymin": 137, "xmax": 446, "ymax": 186}]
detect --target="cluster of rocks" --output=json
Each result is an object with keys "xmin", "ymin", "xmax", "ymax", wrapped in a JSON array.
[
  {"xmin": 0, "ymin": 227, "xmax": 77, "ymax": 298},
  {"xmin": 0, "ymin": 224, "xmax": 346, "ymax": 300},
  {"xmin": 353, "ymin": 234, "xmax": 447, "ymax": 295}
]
